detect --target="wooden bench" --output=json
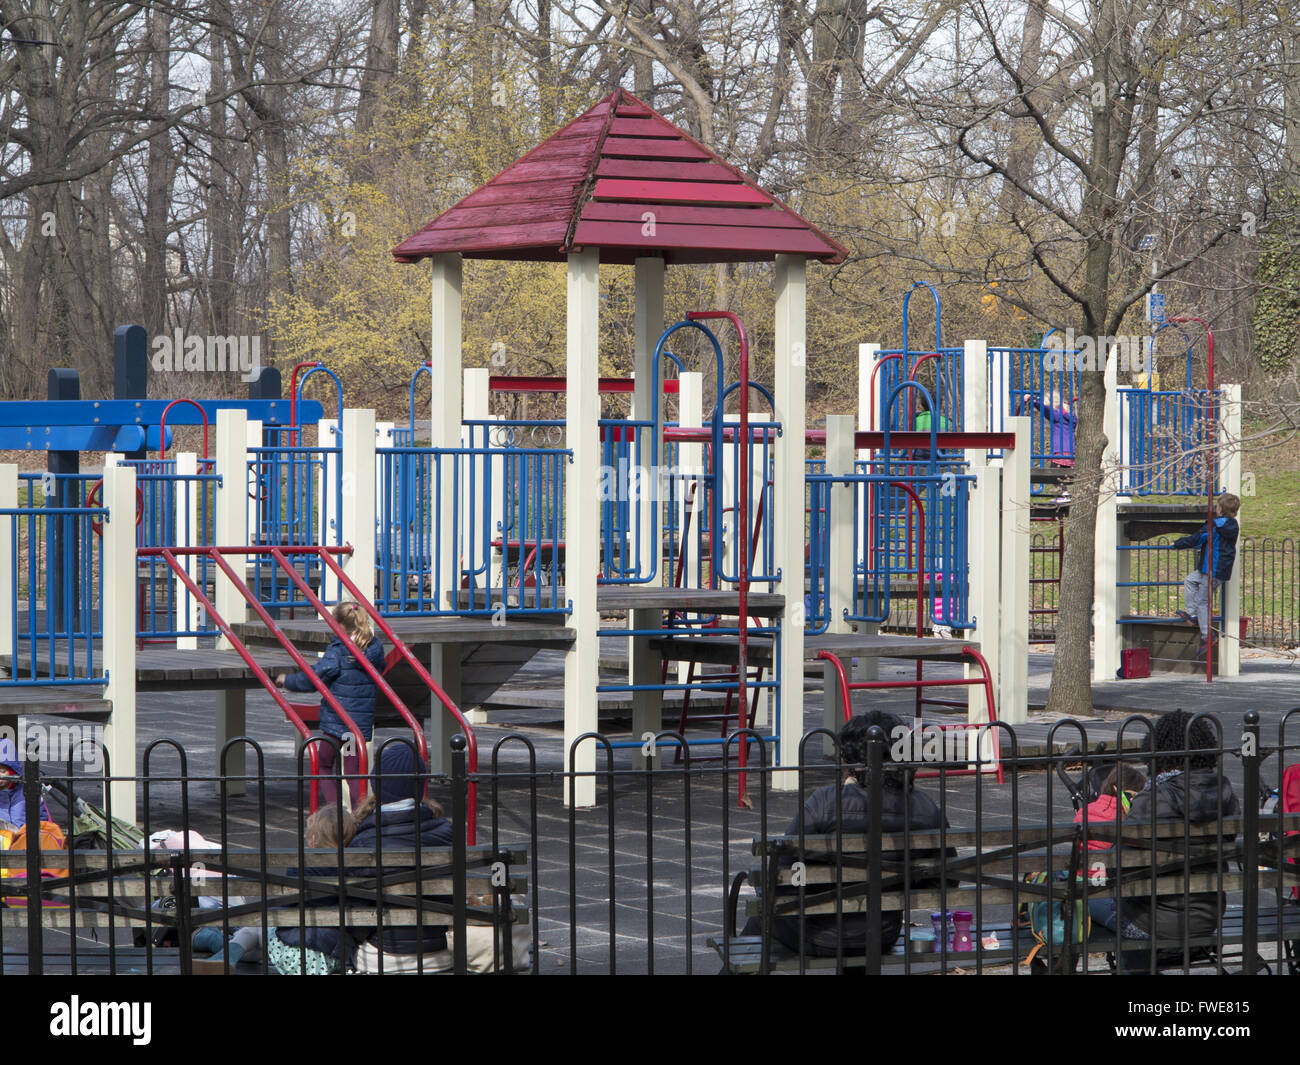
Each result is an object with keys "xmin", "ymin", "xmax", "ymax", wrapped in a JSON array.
[
  {"xmin": 712, "ymin": 815, "xmax": 1300, "ymax": 974},
  {"xmin": 1, "ymin": 843, "xmax": 530, "ymax": 975}
]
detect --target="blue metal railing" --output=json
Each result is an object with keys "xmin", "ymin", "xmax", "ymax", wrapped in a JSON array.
[
  {"xmin": 127, "ymin": 461, "xmax": 221, "ymax": 640},
  {"xmin": 1119, "ymin": 388, "xmax": 1221, "ymax": 496},
  {"xmin": 874, "ymin": 347, "xmax": 965, "ymax": 433},
  {"xmin": 1, "ymin": 502, "xmax": 107, "ymax": 687},
  {"xmin": 807, "ymin": 467, "xmax": 974, "ymax": 631},
  {"xmin": 375, "ymin": 443, "xmax": 570, "ymax": 617},
  {"xmin": 247, "ymin": 444, "xmax": 342, "ymax": 612},
  {"xmin": 991, "ymin": 345, "xmax": 1082, "ymax": 467}
]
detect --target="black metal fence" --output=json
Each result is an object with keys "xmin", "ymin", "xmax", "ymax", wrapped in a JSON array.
[
  {"xmin": 2, "ymin": 715, "xmax": 1298, "ymax": 976},
  {"xmin": 1029, "ymin": 534, "xmax": 1300, "ymax": 649}
]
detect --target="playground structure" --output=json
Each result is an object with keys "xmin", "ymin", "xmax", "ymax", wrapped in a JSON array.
[{"xmin": 0, "ymin": 90, "xmax": 1242, "ymax": 821}]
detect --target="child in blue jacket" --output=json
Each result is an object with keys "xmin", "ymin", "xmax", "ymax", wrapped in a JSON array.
[
  {"xmin": 276, "ymin": 602, "xmax": 385, "ymax": 807},
  {"xmin": 1174, "ymin": 492, "xmax": 1240, "ymax": 653}
]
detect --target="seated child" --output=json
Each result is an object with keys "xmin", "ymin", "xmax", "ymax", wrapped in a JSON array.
[
  {"xmin": 1076, "ymin": 764, "xmax": 1147, "ymax": 851},
  {"xmin": 193, "ymin": 804, "xmax": 356, "ymax": 975}
]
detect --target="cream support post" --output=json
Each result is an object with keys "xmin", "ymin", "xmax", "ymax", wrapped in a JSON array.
[
  {"xmin": 630, "ymin": 257, "xmax": 665, "ymax": 767},
  {"xmin": 98, "ymin": 462, "xmax": 138, "ymax": 821},
  {"xmin": 854, "ymin": 343, "xmax": 881, "ymax": 681},
  {"xmin": 961, "ymin": 339, "xmax": 1000, "ymax": 725},
  {"xmin": 824, "ymin": 416, "xmax": 855, "ymax": 748},
  {"xmin": 426, "ymin": 253, "xmax": 464, "ymax": 774},
  {"xmin": 462, "ymin": 368, "xmax": 492, "ymax": 726},
  {"xmin": 341, "ymin": 409, "xmax": 376, "ymax": 603},
  {"xmin": 1220, "ymin": 384, "xmax": 1243, "ymax": 677},
  {"xmin": 676, "ymin": 372, "xmax": 703, "ymax": 684},
  {"xmin": 175, "ymin": 452, "xmax": 200, "ymax": 651},
  {"xmin": 102, "ymin": 459, "xmax": 138, "ymax": 817},
  {"xmin": 773, "ymin": 254, "xmax": 807, "ymax": 789},
  {"xmin": 564, "ymin": 249, "xmax": 600, "ymax": 807},
  {"xmin": 215, "ymin": 409, "xmax": 248, "ymax": 791},
  {"xmin": 0, "ymin": 465, "xmax": 13, "ymax": 664},
  {"xmin": 315, "ymin": 419, "xmax": 340, "ymax": 601},
  {"xmin": 999, "ymin": 416, "xmax": 1031, "ymax": 724},
  {"xmin": 1093, "ymin": 353, "xmax": 1122, "ymax": 682}
]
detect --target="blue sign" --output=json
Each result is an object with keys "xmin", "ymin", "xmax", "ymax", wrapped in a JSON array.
[{"xmin": 1147, "ymin": 292, "xmax": 1165, "ymax": 324}]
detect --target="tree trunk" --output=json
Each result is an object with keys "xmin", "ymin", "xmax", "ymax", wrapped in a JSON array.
[
  {"xmin": 1045, "ymin": 0, "xmax": 1122, "ymax": 718},
  {"xmin": 357, "ymin": 0, "xmax": 399, "ymax": 138},
  {"xmin": 999, "ymin": 0, "xmax": 1047, "ymax": 219},
  {"xmin": 141, "ymin": 7, "xmax": 173, "ymax": 340}
]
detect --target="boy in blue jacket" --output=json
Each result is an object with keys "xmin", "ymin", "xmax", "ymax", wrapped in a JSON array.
[{"xmin": 1174, "ymin": 492, "xmax": 1240, "ymax": 654}]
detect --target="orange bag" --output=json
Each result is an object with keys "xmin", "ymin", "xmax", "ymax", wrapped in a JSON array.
[{"xmin": 1, "ymin": 820, "xmax": 69, "ymax": 906}]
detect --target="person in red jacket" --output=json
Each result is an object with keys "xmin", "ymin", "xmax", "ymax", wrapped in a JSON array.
[{"xmin": 1076, "ymin": 764, "xmax": 1147, "ymax": 851}]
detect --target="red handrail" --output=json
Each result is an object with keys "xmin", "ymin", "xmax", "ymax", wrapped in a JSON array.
[
  {"xmin": 158, "ymin": 399, "xmax": 210, "ymax": 461},
  {"xmin": 152, "ymin": 547, "xmax": 324, "ymax": 809},
  {"xmin": 1169, "ymin": 316, "xmax": 1217, "ymax": 683},
  {"xmin": 314, "ymin": 550, "xmax": 479, "ymax": 845},
  {"xmin": 196, "ymin": 548, "xmax": 372, "ymax": 799},
  {"xmin": 816, "ymin": 648, "xmax": 1002, "ymax": 782},
  {"xmin": 288, "ymin": 362, "xmax": 322, "ymax": 445},
  {"xmin": 268, "ymin": 546, "xmax": 430, "ymax": 773},
  {"xmin": 140, "ymin": 544, "xmax": 468, "ymax": 824}
]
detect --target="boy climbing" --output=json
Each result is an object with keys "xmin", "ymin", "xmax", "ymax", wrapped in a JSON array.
[{"xmin": 1174, "ymin": 492, "xmax": 1240, "ymax": 655}]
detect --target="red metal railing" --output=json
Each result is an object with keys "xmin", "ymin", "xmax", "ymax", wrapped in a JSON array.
[
  {"xmin": 817, "ymin": 648, "xmax": 1003, "ymax": 782},
  {"xmin": 138, "ymin": 544, "xmax": 477, "ymax": 840}
]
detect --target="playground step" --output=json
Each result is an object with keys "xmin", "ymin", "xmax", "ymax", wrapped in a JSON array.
[
  {"xmin": 650, "ymin": 631, "xmax": 979, "ymax": 668},
  {"xmin": 0, "ymin": 686, "xmax": 112, "ymax": 723},
  {"xmin": 1120, "ymin": 616, "xmax": 1219, "ymax": 676},
  {"xmin": 231, "ymin": 615, "xmax": 576, "ymax": 715},
  {"xmin": 0, "ymin": 646, "xmax": 299, "ymax": 689}
]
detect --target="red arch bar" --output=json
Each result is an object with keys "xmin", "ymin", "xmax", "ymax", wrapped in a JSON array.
[{"xmin": 489, "ymin": 375, "xmax": 680, "ymax": 394}]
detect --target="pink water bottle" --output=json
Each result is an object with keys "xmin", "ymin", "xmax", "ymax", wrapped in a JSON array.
[{"xmin": 952, "ymin": 910, "xmax": 974, "ymax": 952}]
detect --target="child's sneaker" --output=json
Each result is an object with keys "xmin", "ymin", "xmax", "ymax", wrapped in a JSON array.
[
  {"xmin": 192, "ymin": 940, "xmax": 246, "ymax": 974},
  {"xmin": 1176, "ymin": 610, "xmax": 1196, "ymax": 626}
]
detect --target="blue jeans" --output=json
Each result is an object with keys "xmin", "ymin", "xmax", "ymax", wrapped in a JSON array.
[{"xmin": 1088, "ymin": 898, "xmax": 1155, "ymax": 973}]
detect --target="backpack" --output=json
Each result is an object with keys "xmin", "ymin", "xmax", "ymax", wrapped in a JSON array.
[
  {"xmin": 1281, "ymin": 764, "xmax": 1300, "ymax": 974},
  {"xmin": 1019, "ymin": 858, "xmax": 1092, "ymax": 972},
  {"xmin": 0, "ymin": 819, "xmax": 70, "ymax": 907}
]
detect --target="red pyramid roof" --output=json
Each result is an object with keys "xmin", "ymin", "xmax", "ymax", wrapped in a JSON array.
[{"xmin": 392, "ymin": 89, "xmax": 847, "ymax": 266}]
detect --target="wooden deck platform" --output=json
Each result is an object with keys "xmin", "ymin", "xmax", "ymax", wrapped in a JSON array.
[
  {"xmin": 1118, "ymin": 501, "xmax": 1216, "ymax": 542},
  {"xmin": 1, "ymin": 646, "xmax": 300, "ymax": 690},
  {"xmin": 650, "ymin": 631, "xmax": 978, "ymax": 667},
  {"xmin": 0, "ymin": 685, "xmax": 112, "ymax": 722},
  {"xmin": 450, "ymin": 586, "xmax": 784, "ymax": 616},
  {"xmin": 231, "ymin": 615, "xmax": 574, "ymax": 650}
]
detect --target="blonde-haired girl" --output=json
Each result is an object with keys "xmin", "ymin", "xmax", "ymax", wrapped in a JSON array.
[{"xmin": 276, "ymin": 601, "xmax": 385, "ymax": 807}]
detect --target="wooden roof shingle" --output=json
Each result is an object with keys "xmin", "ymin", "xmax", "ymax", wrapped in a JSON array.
[{"xmin": 392, "ymin": 89, "xmax": 846, "ymax": 266}]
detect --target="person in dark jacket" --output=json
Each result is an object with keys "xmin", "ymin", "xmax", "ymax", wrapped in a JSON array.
[
  {"xmin": 741, "ymin": 711, "xmax": 949, "ymax": 961},
  {"xmin": 276, "ymin": 601, "xmax": 386, "ymax": 807},
  {"xmin": 1174, "ymin": 493, "xmax": 1240, "ymax": 654},
  {"xmin": 348, "ymin": 741, "xmax": 455, "ymax": 973},
  {"xmin": 1090, "ymin": 711, "xmax": 1239, "ymax": 973}
]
